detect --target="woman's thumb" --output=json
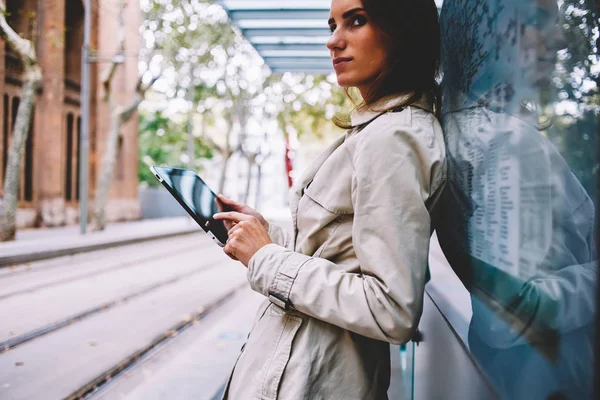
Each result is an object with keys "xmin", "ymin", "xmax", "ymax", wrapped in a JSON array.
[{"xmin": 217, "ymin": 194, "xmax": 240, "ymax": 209}]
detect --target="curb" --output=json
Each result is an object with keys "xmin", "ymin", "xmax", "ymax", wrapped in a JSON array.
[{"xmin": 0, "ymin": 228, "xmax": 198, "ymax": 267}]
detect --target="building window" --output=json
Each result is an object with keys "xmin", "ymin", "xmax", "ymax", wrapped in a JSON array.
[
  {"xmin": 76, "ymin": 116, "xmax": 81, "ymax": 201},
  {"xmin": 5, "ymin": 0, "xmax": 35, "ymax": 40},
  {"xmin": 65, "ymin": 113, "xmax": 74, "ymax": 201},
  {"xmin": 2, "ymin": 94, "xmax": 8, "ymax": 182},
  {"xmin": 11, "ymin": 97, "xmax": 19, "ymax": 136},
  {"xmin": 65, "ymin": 0, "xmax": 84, "ymax": 84},
  {"xmin": 23, "ymin": 107, "xmax": 34, "ymax": 202},
  {"xmin": 117, "ymin": 135, "xmax": 125, "ymax": 181},
  {"xmin": 10, "ymin": 97, "xmax": 19, "ymax": 200},
  {"xmin": 65, "ymin": 113, "xmax": 81, "ymax": 202}
]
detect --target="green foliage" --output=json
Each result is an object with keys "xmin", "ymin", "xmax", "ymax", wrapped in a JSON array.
[
  {"xmin": 264, "ymin": 74, "xmax": 354, "ymax": 142},
  {"xmin": 138, "ymin": 110, "xmax": 215, "ymax": 187},
  {"xmin": 141, "ymin": 0, "xmax": 239, "ymax": 89},
  {"xmin": 555, "ymin": 0, "xmax": 599, "ymax": 106},
  {"xmin": 139, "ymin": 0, "xmax": 355, "ymax": 185},
  {"xmin": 546, "ymin": 0, "xmax": 600, "ymax": 200}
]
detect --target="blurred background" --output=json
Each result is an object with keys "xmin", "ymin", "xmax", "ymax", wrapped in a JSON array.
[{"xmin": 0, "ymin": 0, "xmax": 598, "ymax": 399}]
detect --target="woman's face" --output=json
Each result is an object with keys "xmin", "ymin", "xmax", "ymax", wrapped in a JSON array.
[
  {"xmin": 327, "ymin": 0, "xmax": 389, "ymax": 99},
  {"xmin": 520, "ymin": 0, "xmax": 567, "ymax": 88}
]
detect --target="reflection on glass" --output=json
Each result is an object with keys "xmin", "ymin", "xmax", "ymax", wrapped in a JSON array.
[
  {"xmin": 435, "ymin": 0, "xmax": 598, "ymax": 398},
  {"xmin": 160, "ymin": 168, "xmax": 228, "ymax": 244}
]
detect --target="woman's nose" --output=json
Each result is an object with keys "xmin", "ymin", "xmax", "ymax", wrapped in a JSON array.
[{"xmin": 326, "ymin": 29, "xmax": 346, "ymax": 51}]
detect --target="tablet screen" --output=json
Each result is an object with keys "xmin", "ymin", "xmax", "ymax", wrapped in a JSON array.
[{"xmin": 153, "ymin": 167, "xmax": 229, "ymax": 244}]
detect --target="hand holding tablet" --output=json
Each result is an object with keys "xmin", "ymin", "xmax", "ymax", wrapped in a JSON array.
[{"xmin": 150, "ymin": 166, "xmax": 230, "ymax": 246}]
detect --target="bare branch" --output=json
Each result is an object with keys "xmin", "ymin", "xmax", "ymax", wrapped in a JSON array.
[
  {"xmin": 118, "ymin": 73, "xmax": 160, "ymax": 122},
  {"xmin": 100, "ymin": 0, "xmax": 127, "ymax": 101},
  {"xmin": 0, "ymin": 0, "xmax": 37, "ymax": 68},
  {"xmin": 134, "ymin": 72, "xmax": 145, "ymax": 93}
]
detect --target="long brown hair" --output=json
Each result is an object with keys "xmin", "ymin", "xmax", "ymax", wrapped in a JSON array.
[{"xmin": 334, "ymin": 0, "xmax": 441, "ymax": 128}]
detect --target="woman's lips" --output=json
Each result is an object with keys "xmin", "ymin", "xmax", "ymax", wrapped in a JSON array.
[{"xmin": 333, "ymin": 57, "xmax": 352, "ymax": 70}]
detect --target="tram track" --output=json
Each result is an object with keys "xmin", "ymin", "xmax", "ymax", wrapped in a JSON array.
[
  {"xmin": 64, "ymin": 283, "xmax": 247, "ymax": 400},
  {"xmin": 0, "ymin": 227, "xmax": 200, "ymax": 268},
  {"xmin": 0, "ymin": 242, "xmax": 205, "ymax": 302},
  {"xmin": 0, "ymin": 262, "xmax": 222, "ymax": 353},
  {"xmin": 0, "ymin": 235, "xmax": 203, "ymax": 279}
]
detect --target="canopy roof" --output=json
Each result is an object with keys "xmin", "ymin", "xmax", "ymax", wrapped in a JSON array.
[
  {"xmin": 216, "ymin": 0, "xmax": 443, "ymax": 74},
  {"xmin": 216, "ymin": 0, "xmax": 333, "ymax": 74}
]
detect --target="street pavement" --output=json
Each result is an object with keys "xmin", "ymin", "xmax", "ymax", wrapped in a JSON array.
[
  {"xmin": 0, "ymin": 231, "xmax": 261, "ymax": 400},
  {"xmin": 0, "ymin": 217, "xmax": 200, "ymax": 267}
]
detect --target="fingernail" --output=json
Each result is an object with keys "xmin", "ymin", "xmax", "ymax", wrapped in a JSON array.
[{"xmin": 213, "ymin": 213, "xmax": 221, "ymax": 218}]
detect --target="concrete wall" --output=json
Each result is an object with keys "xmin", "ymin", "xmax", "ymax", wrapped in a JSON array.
[{"xmin": 139, "ymin": 188, "xmax": 187, "ymax": 220}]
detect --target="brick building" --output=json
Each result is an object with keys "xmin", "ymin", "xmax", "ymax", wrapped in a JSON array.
[{"xmin": 0, "ymin": 0, "xmax": 141, "ymax": 228}]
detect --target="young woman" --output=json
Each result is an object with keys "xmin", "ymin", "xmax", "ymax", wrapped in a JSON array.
[{"xmin": 214, "ymin": 0, "xmax": 445, "ymax": 398}]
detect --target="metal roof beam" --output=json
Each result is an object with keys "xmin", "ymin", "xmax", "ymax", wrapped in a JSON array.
[
  {"xmin": 249, "ymin": 36, "xmax": 330, "ymax": 44},
  {"xmin": 216, "ymin": 0, "xmax": 335, "ymax": 73},
  {"xmin": 264, "ymin": 57, "xmax": 333, "ymax": 68},
  {"xmin": 254, "ymin": 43, "xmax": 327, "ymax": 52},
  {"xmin": 271, "ymin": 68, "xmax": 332, "ymax": 74},
  {"xmin": 236, "ymin": 19, "xmax": 325, "ymax": 29},
  {"xmin": 220, "ymin": 0, "xmax": 329, "ymax": 10},
  {"xmin": 259, "ymin": 49, "xmax": 329, "ymax": 58},
  {"xmin": 229, "ymin": 10, "xmax": 330, "ymax": 20},
  {"xmin": 243, "ymin": 28, "xmax": 331, "ymax": 37}
]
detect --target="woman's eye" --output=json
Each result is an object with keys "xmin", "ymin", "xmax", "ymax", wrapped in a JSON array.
[
  {"xmin": 351, "ymin": 15, "xmax": 367, "ymax": 27},
  {"xmin": 329, "ymin": 24, "xmax": 336, "ymax": 33}
]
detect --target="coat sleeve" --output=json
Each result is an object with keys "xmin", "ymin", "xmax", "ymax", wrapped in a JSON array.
[
  {"xmin": 248, "ymin": 123, "xmax": 433, "ymax": 344},
  {"xmin": 267, "ymin": 222, "xmax": 293, "ymax": 250}
]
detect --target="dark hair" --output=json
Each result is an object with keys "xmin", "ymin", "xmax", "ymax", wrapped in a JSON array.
[{"xmin": 334, "ymin": 0, "xmax": 441, "ymax": 127}]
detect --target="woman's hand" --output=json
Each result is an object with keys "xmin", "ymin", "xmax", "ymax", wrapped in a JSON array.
[
  {"xmin": 216, "ymin": 194, "xmax": 269, "ymax": 232},
  {"xmin": 213, "ymin": 212, "xmax": 273, "ymax": 267}
]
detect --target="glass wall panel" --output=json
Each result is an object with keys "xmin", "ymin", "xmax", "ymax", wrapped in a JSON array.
[{"xmin": 430, "ymin": 0, "xmax": 599, "ymax": 399}]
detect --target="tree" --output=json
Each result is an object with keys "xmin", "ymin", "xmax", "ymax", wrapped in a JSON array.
[
  {"xmin": 138, "ymin": 109, "xmax": 214, "ymax": 188},
  {"xmin": 137, "ymin": 0, "xmax": 354, "ymax": 206},
  {"xmin": 263, "ymin": 73, "xmax": 353, "ymax": 142},
  {"xmin": 139, "ymin": 0, "xmax": 248, "ymax": 196},
  {"xmin": 0, "ymin": 0, "xmax": 42, "ymax": 241},
  {"xmin": 91, "ymin": 0, "xmax": 160, "ymax": 231},
  {"xmin": 544, "ymin": 0, "xmax": 600, "ymax": 202}
]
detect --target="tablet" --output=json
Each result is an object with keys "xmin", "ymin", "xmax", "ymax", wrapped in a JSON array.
[{"xmin": 150, "ymin": 166, "xmax": 229, "ymax": 247}]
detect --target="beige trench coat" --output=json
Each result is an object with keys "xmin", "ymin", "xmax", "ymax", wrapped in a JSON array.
[{"xmin": 224, "ymin": 94, "xmax": 446, "ymax": 400}]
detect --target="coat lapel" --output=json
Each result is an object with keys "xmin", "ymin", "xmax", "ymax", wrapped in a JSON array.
[{"xmin": 289, "ymin": 132, "xmax": 347, "ymax": 248}]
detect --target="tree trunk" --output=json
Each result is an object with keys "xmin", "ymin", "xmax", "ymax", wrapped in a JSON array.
[
  {"xmin": 90, "ymin": 0, "xmax": 158, "ymax": 231},
  {"xmin": 186, "ymin": 66, "xmax": 195, "ymax": 169},
  {"xmin": 218, "ymin": 126, "xmax": 234, "ymax": 195},
  {"xmin": 92, "ymin": 89, "xmax": 151, "ymax": 231},
  {"xmin": 218, "ymin": 155, "xmax": 230, "ymax": 195},
  {"xmin": 0, "ymin": 0, "xmax": 42, "ymax": 241},
  {"xmin": 244, "ymin": 156, "xmax": 253, "ymax": 205},
  {"xmin": 0, "ymin": 69, "xmax": 41, "ymax": 241},
  {"xmin": 91, "ymin": 110, "xmax": 123, "ymax": 231},
  {"xmin": 255, "ymin": 164, "xmax": 263, "ymax": 212}
]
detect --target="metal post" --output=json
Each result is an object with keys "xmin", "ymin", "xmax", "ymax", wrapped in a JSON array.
[
  {"xmin": 187, "ymin": 65, "xmax": 195, "ymax": 170},
  {"xmin": 79, "ymin": 0, "xmax": 92, "ymax": 234}
]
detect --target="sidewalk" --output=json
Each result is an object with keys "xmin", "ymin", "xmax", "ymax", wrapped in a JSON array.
[{"xmin": 0, "ymin": 217, "xmax": 200, "ymax": 267}]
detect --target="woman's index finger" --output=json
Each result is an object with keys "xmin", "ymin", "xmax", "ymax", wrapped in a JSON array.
[{"xmin": 213, "ymin": 211, "xmax": 250, "ymax": 223}]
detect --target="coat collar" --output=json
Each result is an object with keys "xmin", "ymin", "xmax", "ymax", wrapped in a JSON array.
[{"xmin": 350, "ymin": 92, "xmax": 434, "ymax": 127}]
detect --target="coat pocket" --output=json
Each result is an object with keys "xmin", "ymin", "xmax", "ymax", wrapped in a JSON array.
[
  {"xmin": 303, "ymin": 178, "xmax": 353, "ymax": 215},
  {"xmin": 257, "ymin": 307, "xmax": 303, "ymax": 400}
]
